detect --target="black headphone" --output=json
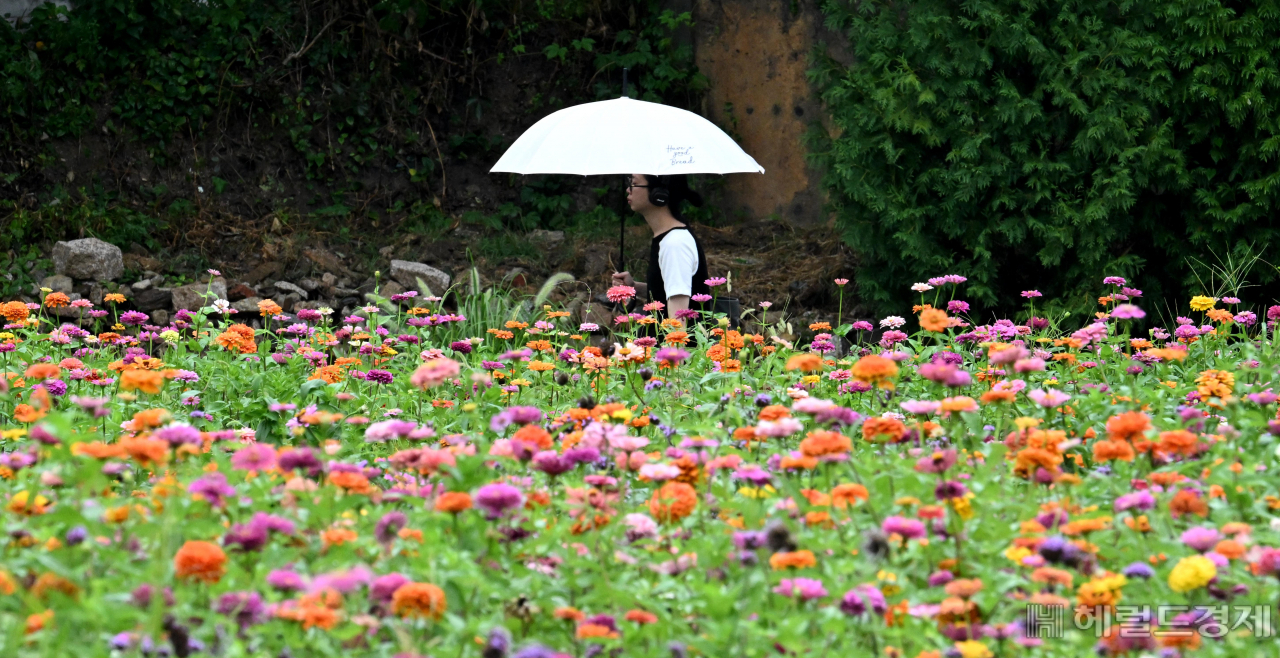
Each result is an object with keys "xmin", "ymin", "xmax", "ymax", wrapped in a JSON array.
[{"xmin": 648, "ymin": 176, "xmax": 670, "ymax": 207}]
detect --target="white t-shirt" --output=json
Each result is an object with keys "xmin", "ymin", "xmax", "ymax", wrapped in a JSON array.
[{"xmin": 658, "ymin": 229, "xmax": 699, "ymax": 299}]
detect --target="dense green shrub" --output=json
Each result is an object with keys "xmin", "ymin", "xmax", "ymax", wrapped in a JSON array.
[
  {"xmin": 0, "ymin": 0, "xmax": 703, "ymax": 202},
  {"xmin": 811, "ymin": 0, "xmax": 1280, "ymax": 317}
]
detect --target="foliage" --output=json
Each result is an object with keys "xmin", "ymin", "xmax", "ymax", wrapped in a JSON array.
[
  {"xmin": 810, "ymin": 0, "xmax": 1280, "ymax": 317},
  {"xmin": 0, "ymin": 0, "xmax": 704, "ymax": 226}
]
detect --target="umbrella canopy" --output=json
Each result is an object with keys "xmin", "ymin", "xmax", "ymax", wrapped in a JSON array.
[{"xmin": 490, "ymin": 97, "xmax": 764, "ymax": 176}]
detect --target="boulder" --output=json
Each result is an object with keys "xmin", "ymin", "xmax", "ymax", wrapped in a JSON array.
[
  {"xmin": 131, "ymin": 279, "xmax": 152, "ymax": 291},
  {"xmin": 232, "ymin": 297, "xmax": 264, "ymax": 314},
  {"xmin": 389, "ymin": 260, "xmax": 450, "ymax": 295},
  {"xmin": 171, "ymin": 277, "xmax": 227, "ymax": 311},
  {"xmin": 132, "ymin": 288, "xmax": 173, "ymax": 312},
  {"xmin": 227, "ymin": 283, "xmax": 258, "ymax": 302},
  {"xmin": 52, "ymin": 238, "xmax": 124, "ymax": 282},
  {"xmin": 149, "ymin": 310, "xmax": 170, "ymax": 326},
  {"xmin": 40, "ymin": 274, "xmax": 73, "ymax": 294},
  {"xmin": 275, "ymin": 280, "xmax": 309, "ymax": 300}
]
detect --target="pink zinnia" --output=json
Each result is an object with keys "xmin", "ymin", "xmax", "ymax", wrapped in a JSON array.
[
  {"xmin": 230, "ymin": 443, "xmax": 277, "ymax": 471},
  {"xmin": 773, "ymin": 577, "xmax": 827, "ymax": 600},
  {"xmin": 411, "ymin": 357, "xmax": 460, "ymax": 389},
  {"xmin": 606, "ymin": 285, "xmax": 637, "ymax": 303},
  {"xmin": 1111, "ymin": 304, "xmax": 1145, "ymax": 320},
  {"xmin": 1028, "ymin": 388, "xmax": 1071, "ymax": 408},
  {"xmin": 882, "ymin": 516, "xmax": 926, "ymax": 539},
  {"xmin": 1180, "ymin": 526, "xmax": 1221, "ymax": 553},
  {"xmin": 474, "ymin": 483, "xmax": 524, "ymax": 519}
]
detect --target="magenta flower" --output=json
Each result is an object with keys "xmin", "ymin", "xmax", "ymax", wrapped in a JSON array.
[
  {"xmin": 773, "ymin": 578, "xmax": 827, "ymax": 601},
  {"xmin": 881, "ymin": 516, "xmax": 926, "ymax": 539},
  {"xmin": 1021, "ymin": 290, "xmax": 1042, "ymax": 298},
  {"xmin": 1113, "ymin": 491, "xmax": 1155, "ymax": 512},
  {"xmin": 914, "ymin": 449, "xmax": 957, "ymax": 474},
  {"xmin": 705, "ymin": 277, "xmax": 727, "ymax": 287},
  {"xmin": 475, "ymin": 483, "xmax": 525, "ymax": 519},
  {"xmin": 1111, "ymin": 304, "xmax": 1145, "ymax": 320},
  {"xmin": 840, "ymin": 584, "xmax": 887, "ymax": 616},
  {"xmin": 834, "ymin": 278, "xmax": 849, "ymax": 286},
  {"xmin": 1028, "ymin": 388, "xmax": 1071, "ymax": 408},
  {"xmin": 230, "ymin": 443, "xmax": 277, "ymax": 471},
  {"xmin": 1180, "ymin": 526, "xmax": 1221, "ymax": 553}
]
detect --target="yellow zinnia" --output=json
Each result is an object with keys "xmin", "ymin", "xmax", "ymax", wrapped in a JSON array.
[
  {"xmin": 1189, "ymin": 295, "xmax": 1216, "ymax": 312},
  {"xmin": 1168, "ymin": 555, "xmax": 1216, "ymax": 593}
]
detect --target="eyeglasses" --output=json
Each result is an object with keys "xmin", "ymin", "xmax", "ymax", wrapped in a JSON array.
[{"xmin": 626, "ymin": 182, "xmax": 651, "ymax": 191}]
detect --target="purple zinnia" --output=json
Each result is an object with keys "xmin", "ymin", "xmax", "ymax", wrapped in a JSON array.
[
  {"xmin": 215, "ymin": 591, "xmax": 266, "ymax": 627},
  {"xmin": 188, "ymin": 472, "xmax": 237, "ymax": 507},
  {"xmin": 474, "ymin": 483, "xmax": 525, "ymax": 519},
  {"xmin": 120, "ymin": 310, "xmax": 149, "ymax": 326},
  {"xmin": 840, "ymin": 584, "xmax": 887, "ymax": 617}
]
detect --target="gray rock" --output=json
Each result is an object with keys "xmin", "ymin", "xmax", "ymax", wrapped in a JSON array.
[
  {"xmin": 232, "ymin": 297, "xmax": 264, "ymax": 314},
  {"xmin": 40, "ymin": 274, "xmax": 73, "ymax": 294},
  {"xmin": 277, "ymin": 293, "xmax": 302, "ymax": 312},
  {"xmin": 171, "ymin": 277, "xmax": 227, "ymax": 311},
  {"xmin": 529, "ymin": 229, "xmax": 566, "ymax": 250},
  {"xmin": 379, "ymin": 280, "xmax": 405, "ymax": 298},
  {"xmin": 149, "ymin": 310, "xmax": 170, "ymax": 326},
  {"xmin": 86, "ymin": 283, "xmax": 106, "ymax": 306},
  {"xmin": 275, "ymin": 280, "xmax": 308, "ymax": 300},
  {"xmin": 389, "ymin": 259, "xmax": 450, "ymax": 295},
  {"xmin": 132, "ymin": 288, "xmax": 173, "ymax": 312},
  {"xmin": 131, "ymin": 279, "xmax": 153, "ymax": 291},
  {"xmin": 298, "ymin": 278, "xmax": 322, "ymax": 292},
  {"xmin": 321, "ymin": 272, "xmax": 337, "ymax": 287},
  {"xmin": 52, "ymin": 238, "xmax": 124, "ymax": 281}
]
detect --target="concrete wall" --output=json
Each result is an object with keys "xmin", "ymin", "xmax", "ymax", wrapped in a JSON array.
[
  {"xmin": 694, "ymin": 0, "xmax": 844, "ymax": 226},
  {"xmin": 1, "ymin": 0, "xmax": 71, "ymax": 23}
]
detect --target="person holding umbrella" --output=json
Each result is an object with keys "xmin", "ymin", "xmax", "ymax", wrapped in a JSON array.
[{"xmin": 611, "ymin": 174, "xmax": 709, "ymax": 324}]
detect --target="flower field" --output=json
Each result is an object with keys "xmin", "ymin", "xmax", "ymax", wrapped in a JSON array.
[{"xmin": 2, "ymin": 274, "xmax": 1279, "ymax": 658}]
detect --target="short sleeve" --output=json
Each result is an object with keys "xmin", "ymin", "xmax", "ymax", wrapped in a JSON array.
[{"xmin": 658, "ymin": 230, "xmax": 699, "ymax": 299}]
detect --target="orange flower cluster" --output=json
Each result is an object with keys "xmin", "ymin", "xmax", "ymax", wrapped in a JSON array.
[
  {"xmin": 391, "ymin": 582, "xmax": 447, "ymax": 619},
  {"xmin": 648, "ymin": 481, "xmax": 697, "ymax": 523},
  {"xmin": 214, "ymin": 324, "xmax": 258, "ymax": 354},
  {"xmin": 173, "ymin": 540, "xmax": 227, "ymax": 583},
  {"xmin": 850, "ymin": 355, "xmax": 898, "ymax": 389},
  {"xmin": 798, "ymin": 430, "xmax": 852, "ymax": 458},
  {"xmin": 0, "ymin": 300, "xmax": 29, "ymax": 322}
]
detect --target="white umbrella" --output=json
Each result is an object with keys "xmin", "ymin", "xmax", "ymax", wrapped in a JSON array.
[
  {"xmin": 491, "ymin": 91, "xmax": 763, "ymax": 276},
  {"xmin": 490, "ymin": 97, "xmax": 765, "ymax": 176}
]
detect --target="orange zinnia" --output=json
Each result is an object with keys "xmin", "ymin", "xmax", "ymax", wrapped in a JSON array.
[
  {"xmin": 391, "ymin": 582, "xmax": 447, "ymax": 619},
  {"xmin": 649, "ymin": 481, "xmax": 697, "ymax": 523},
  {"xmin": 1105, "ymin": 411, "xmax": 1151, "ymax": 441},
  {"xmin": 850, "ymin": 355, "xmax": 898, "ymax": 389},
  {"xmin": 861, "ymin": 417, "xmax": 906, "ymax": 442},
  {"xmin": 173, "ymin": 540, "xmax": 227, "ymax": 583},
  {"xmin": 769, "ymin": 549, "xmax": 817, "ymax": 570},
  {"xmin": 434, "ymin": 492, "xmax": 473, "ymax": 513},
  {"xmin": 919, "ymin": 308, "xmax": 949, "ymax": 332},
  {"xmin": 798, "ymin": 430, "xmax": 852, "ymax": 458},
  {"xmin": 831, "ymin": 483, "xmax": 869, "ymax": 509},
  {"xmin": 119, "ymin": 369, "xmax": 164, "ymax": 395},
  {"xmin": 785, "ymin": 353, "xmax": 823, "ymax": 372}
]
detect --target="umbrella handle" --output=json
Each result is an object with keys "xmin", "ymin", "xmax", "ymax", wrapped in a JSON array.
[
  {"xmin": 622, "ymin": 68, "xmax": 628, "ymax": 98},
  {"xmin": 620, "ymin": 215, "xmax": 625, "ymax": 279}
]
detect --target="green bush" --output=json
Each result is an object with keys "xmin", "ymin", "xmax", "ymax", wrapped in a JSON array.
[{"xmin": 811, "ymin": 0, "xmax": 1280, "ymax": 316}]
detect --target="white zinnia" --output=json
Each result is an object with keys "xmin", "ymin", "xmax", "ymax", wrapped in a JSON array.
[{"xmin": 911, "ymin": 283, "xmax": 934, "ymax": 292}]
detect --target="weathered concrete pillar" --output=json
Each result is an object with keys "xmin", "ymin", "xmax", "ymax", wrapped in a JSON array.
[{"xmin": 694, "ymin": 0, "xmax": 840, "ymax": 225}]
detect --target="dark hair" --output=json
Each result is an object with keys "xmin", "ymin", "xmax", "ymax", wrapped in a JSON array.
[{"xmin": 642, "ymin": 174, "xmax": 704, "ymax": 220}]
